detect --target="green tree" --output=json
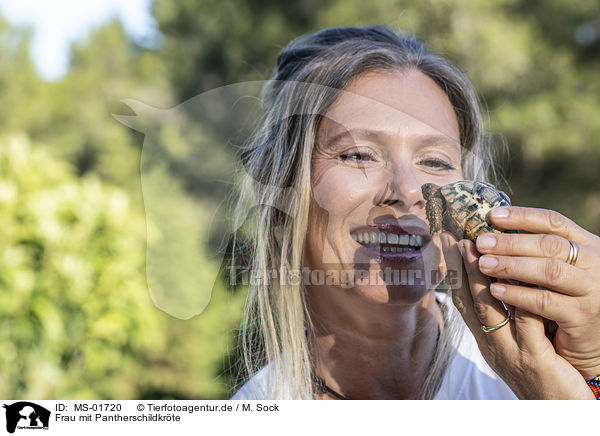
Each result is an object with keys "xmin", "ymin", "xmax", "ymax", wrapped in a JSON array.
[
  {"xmin": 0, "ymin": 135, "xmax": 244, "ymax": 398},
  {"xmin": 153, "ymin": 0, "xmax": 333, "ymax": 99}
]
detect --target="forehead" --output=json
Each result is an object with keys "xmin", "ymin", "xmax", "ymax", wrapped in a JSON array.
[{"xmin": 320, "ymin": 69, "xmax": 461, "ymax": 144}]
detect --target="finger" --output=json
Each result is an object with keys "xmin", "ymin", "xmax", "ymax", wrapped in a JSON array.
[
  {"xmin": 440, "ymin": 232, "xmax": 465, "ymax": 292},
  {"xmin": 489, "ymin": 281, "xmax": 576, "ymax": 325},
  {"xmin": 478, "ymin": 254, "xmax": 592, "ymax": 297},
  {"xmin": 475, "ymin": 233, "xmax": 593, "ymax": 270},
  {"xmin": 512, "ymin": 307, "xmax": 550, "ymax": 356},
  {"xmin": 496, "ymin": 279, "xmax": 515, "ymax": 316},
  {"xmin": 460, "ymin": 239, "xmax": 512, "ymax": 339},
  {"xmin": 488, "ymin": 206, "xmax": 593, "ymax": 244},
  {"xmin": 441, "ymin": 233, "xmax": 481, "ymax": 336}
]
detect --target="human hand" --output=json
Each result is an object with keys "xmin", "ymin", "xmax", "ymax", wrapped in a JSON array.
[
  {"xmin": 442, "ymin": 231, "xmax": 595, "ymax": 399},
  {"xmin": 474, "ymin": 206, "xmax": 600, "ymax": 382}
]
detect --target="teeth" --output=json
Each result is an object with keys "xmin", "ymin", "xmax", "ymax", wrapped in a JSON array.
[
  {"xmin": 351, "ymin": 230, "xmax": 426, "ymax": 247},
  {"xmin": 398, "ymin": 247, "xmax": 416, "ymax": 253},
  {"xmin": 370, "ymin": 231, "xmax": 378, "ymax": 244}
]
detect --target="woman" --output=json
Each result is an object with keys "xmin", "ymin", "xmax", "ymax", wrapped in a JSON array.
[{"xmin": 230, "ymin": 25, "xmax": 600, "ymax": 399}]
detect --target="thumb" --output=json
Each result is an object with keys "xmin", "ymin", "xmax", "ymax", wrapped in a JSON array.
[{"xmin": 440, "ymin": 232, "xmax": 465, "ymax": 292}]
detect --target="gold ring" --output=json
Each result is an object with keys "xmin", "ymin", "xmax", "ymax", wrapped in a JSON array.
[
  {"xmin": 481, "ymin": 313, "xmax": 511, "ymax": 333},
  {"xmin": 566, "ymin": 240, "xmax": 579, "ymax": 266}
]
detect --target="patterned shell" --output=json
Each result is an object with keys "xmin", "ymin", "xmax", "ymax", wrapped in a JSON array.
[{"xmin": 424, "ymin": 181, "xmax": 511, "ymax": 241}]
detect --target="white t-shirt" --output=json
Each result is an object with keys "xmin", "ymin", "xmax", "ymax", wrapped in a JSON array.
[{"xmin": 231, "ymin": 293, "xmax": 518, "ymax": 400}]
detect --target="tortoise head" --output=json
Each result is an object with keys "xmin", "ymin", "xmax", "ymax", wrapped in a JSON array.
[{"xmin": 421, "ymin": 183, "xmax": 441, "ymax": 201}]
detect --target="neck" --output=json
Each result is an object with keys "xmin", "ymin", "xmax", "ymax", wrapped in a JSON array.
[{"xmin": 306, "ymin": 286, "xmax": 443, "ymax": 399}]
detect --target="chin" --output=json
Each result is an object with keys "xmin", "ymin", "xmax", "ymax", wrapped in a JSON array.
[
  {"xmin": 353, "ymin": 284, "xmax": 434, "ymax": 306},
  {"xmin": 348, "ymin": 261, "xmax": 437, "ymax": 306}
]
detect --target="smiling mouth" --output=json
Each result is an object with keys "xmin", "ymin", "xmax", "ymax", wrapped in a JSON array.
[{"xmin": 350, "ymin": 229, "xmax": 428, "ymax": 253}]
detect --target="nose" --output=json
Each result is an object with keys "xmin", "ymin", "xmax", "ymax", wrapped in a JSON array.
[{"xmin": 377, "ymin": 162, "xmax": 425, "ymax": 211}]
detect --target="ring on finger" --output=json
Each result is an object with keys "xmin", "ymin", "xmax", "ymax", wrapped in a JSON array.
[
  {"xmin": 481, "ymin": 311, "xmax": 511, "ymax": 333},
  {"xmin": 566, "ymin": 240, "xmax": 579, "ymax": 266}
]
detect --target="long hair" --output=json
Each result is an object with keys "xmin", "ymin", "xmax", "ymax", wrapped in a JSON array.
[{"xmin": 233, "ymin": 25, "xmax": 503, "ymax": 399}]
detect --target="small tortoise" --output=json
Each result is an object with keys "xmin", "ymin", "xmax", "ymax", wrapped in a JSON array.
[{"xmin": 421, "ymin": 181, "xmax": 511, "ymax": 241}]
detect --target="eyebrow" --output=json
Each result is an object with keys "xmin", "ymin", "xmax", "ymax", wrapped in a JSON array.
[
  {"xmin": 322, "ymin": 128, "xmax": 382, "ymax": 146},
  {"xmin": 322, "ymin": 128, "xmax": 461, "ymax": 150},
  {"xmin": 418, "ymin": 134, "xmax": 462, "ymax": 150}
]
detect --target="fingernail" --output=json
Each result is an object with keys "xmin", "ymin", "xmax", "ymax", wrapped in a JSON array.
[
  {"xmin": 476, "ymin": 234, "xmax": 496, "ymax": 249},
  {"xmin": 457, "ymin": 241, "xmax": 465, "ymax": 257},
  {"xmin": 479, "ymin": 255, "xmax": 498, "ymax": 270},
  {"xmin": 489, "ymin": 283, "xmax": 505, "ymax": 296},
  {"xmin": 491, "ymin": 207, "xmax": 509, "ymax": 218}
]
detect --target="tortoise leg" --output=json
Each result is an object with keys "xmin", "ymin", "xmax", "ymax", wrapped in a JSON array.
[{"xmin": 426, "ymin": 196, "xmax": 444, "ymax": 235}]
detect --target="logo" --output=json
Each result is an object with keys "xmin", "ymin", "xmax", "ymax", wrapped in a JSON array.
[{"xmin": 3, "ymin": 402, "xmax": 50, "ymax": 434}]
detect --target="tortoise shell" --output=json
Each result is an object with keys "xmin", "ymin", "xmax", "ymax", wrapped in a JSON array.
[{"xmin": 421, "ymin": 181, "xmax": 511, "ymax": 241}]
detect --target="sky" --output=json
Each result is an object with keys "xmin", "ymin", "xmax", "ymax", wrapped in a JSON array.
[{"xmin": 0, "ymin": 0, "xmax": 158, "ymax": 81}]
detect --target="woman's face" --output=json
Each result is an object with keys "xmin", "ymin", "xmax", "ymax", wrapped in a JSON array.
[{"xmin": 304, "ymin": 69, "xmax": 464, "ymax": 304}]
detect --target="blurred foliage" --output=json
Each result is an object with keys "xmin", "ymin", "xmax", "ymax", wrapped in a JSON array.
[
  {"xmin": 152, "ymin": 0, "xmax": 332, "ymax": 99},
  {"xmin": 35, "ymin": 21, "xmax": 172, "ymax": 190},
  {"xmin": 0, "ymin": 0, "xmax": 599, "ymax": 399},
  {"xmin": 0, "ymin": 136, "xmax": 244, "ymax": 398}
]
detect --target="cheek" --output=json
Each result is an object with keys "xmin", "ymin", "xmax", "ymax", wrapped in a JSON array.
[
  {"xmin": 311, "ymin": 166, "xmax": 376, "ymax": 221},
  {"xmin": 307, "ymin": 166, "xmax": 378, "ymax": 263}
]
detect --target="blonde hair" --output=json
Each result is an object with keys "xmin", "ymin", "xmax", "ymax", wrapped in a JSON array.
[{"xmin": 232, "ymin": 25, "xmax": 503, "ymax": 399}]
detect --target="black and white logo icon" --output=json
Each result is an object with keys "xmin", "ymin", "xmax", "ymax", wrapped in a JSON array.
[{"xmin": 3, "ymin": 402, "xmax": 50, "ymax": 434}]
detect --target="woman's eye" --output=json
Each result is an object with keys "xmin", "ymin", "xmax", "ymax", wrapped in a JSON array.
[
  {"xmin": 339, "ymin": 152, "xmax": 374, "ymax": 163},
  {"xmin": 419, "ymin": 158, "xmax": 455, "ymax": 170}
]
